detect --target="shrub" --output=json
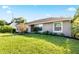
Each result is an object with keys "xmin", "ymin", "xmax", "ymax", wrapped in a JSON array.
[
  {"xmin": 59, "ymin": 33, "xmax": 65, "ymax": 36},
  {"xmin": 42, "ymin": 31, "xmax": 52, "ymax": 35},
  {"xmin": 52, "ymin": 33, "xmax": 58, "ymax": 36},
  {"xmin": 12, "ymin": 28, "xmax": 16, "ymax": 33},
  {"xmin": 0, "ymin": 25, "xmax": 16, "ymax": 33},
  {"xmin": 52, "ymin": 33, "xmax": 65, "ymax": 36},
  {"xmin": 75, "ymin": 33, "xmax": 79, "ymax": 39},
  {"xmin": 41, "ymin": 31, "xmax": 65, "ymax": 37},
  {"xmin": 23, "ymin": 29, "xmax": 28, "ymax": 33},
  {"xmin": 0, "ymin": 20, "xmax": 5, "ymax": 26}
]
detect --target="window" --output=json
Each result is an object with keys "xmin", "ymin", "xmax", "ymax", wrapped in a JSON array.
[
  {"xmin": 53, "ymin": 22, "xmax": 63, "ymax": 32},
  {"xmin": 37, "ymin": 24, "xmax": 43, "ymax": 31},
  {"xmin": 34, "ymin": 24, "xmax": 43, "ymax": 32},
  {"xmin": 35, "ymin": 24, "xmax": 43, "ymax": 27}
]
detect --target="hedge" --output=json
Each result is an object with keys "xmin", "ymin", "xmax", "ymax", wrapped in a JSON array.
[{"xmin": 0, "ymin": 25, "xmax": 16, "ymax": 33}]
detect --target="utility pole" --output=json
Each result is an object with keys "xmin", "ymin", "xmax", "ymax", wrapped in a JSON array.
[{"xmin": 11, "ymin": 12, "xmax": 14, "ymax": 34}]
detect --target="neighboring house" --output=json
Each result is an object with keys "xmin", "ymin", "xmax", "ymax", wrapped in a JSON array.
[
  {"xmin": 10, "ymin": 22, "xmax": 17, "ymax": 30},
  {"xmin": 27, "ymin": 17, "xmax": 72, "ymax": 37},
  {"xmin": 10, "ymin": 21, "xmax": 21, "ymax": 32}
]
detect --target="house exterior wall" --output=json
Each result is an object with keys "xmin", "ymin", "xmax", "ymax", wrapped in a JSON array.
[
  {"xmin": 63, "ymin": 21, "xmax": 71, "ymax": 36},
  {"xmin": 42, "ymin": 21, "xmax": 71, "ymax": 36},
  {"xmin": 27, "ymin": 25, "xmax": 31, "ymax": 32},
  {"xmin": 28, "ymin": 21, "xmax": 71, "ymax": 37},
  {"xmin": 42, "ymin": 23, "xmax": 53, "ymax": 33}
]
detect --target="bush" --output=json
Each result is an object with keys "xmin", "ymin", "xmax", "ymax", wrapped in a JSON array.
[
  {"xmin": 52, "ymin": 33, "xmax": 58, "ymax": 36},
  {"xmin": 75, "ymin": 33, "xmax": 79, "ymax": 39},
  {"xmin": 0, "ymin": 25, "xmax": 16, "ymax": 33},
  {"xmin": 59, "ymin": 33, "xmax": 65, "ymax": 36},
  {"xmin": 42, "ymin": 31, "xmax": 52, "ymax": 35},
  {"xmin": 41, "ymin": 31, "xmax": 65, "ymax": 37},
  {"xmin": 0, "ymin": 20, "xmax": 5, "ymax": 26},
  {"xmin": 12, "ymin": 28, "xmax": 16, "ymax": 33}
]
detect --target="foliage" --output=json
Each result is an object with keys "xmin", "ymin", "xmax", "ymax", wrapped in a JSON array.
[
  {"xmin": 52, "ymin": 33, "xmax": 58, "ymax": 36},
  {"xmin": 59, "ymin": 33, "xmax": 65, "ymax": 36},
  {"xmin": 16, "ymin": 23, "xmax": 27, "ymax": 33},
  {"xmin": 75, "ymin": 33, "xmax": 79, "ymax": 39},
  {"xmin": 72, "ymin": 8, "xmax": 79, "ymax": 39},
  {"xmin": 12, "ymin": 17, "xmax": 26, "ymax": 24},
  {"xmin": 42, "ymin": 31, "xmax": 52, "ymax": 35},
  {"xmin": 0, "ymin": 25, "xmax": 15, "ymax": 33},
  {"xmin": 72, "ymin": 23, "xmax": 79, "ymax": 37},
  {"xmin": 72, "ymin": 8, "xmax": 79, "ymax": 22},
  {"xmin": 42, "ymin": 31, "xmax": 65, "ymax": 36},
  {"xmin": 0, "ymin": 20, "xmax": 6, "ymax": 26},
  {"xmin": 11, "ymin": 17, "xmax": 27, "ymax": 33}
]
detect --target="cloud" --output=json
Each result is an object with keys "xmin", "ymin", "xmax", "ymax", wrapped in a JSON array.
[
  {"xmin": 2, "ymin": 6, "xmax": 12, "ymax": 14},
  {"xmin": 45, "ymin": 14, "xmax": 52, "ymax": 17},
  {"xmin": 67, "ymin": 7, "xmax": 76, "ymax": 11},
  {"xmin": 6, "ymin": 10, "xmax": 12, "ymax": 14},
  {"xmin": 2, "ymin": 6, "xmax": 9, "ymax": 9}
]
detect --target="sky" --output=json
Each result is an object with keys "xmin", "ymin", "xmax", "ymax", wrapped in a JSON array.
[{"xmin": 0, "ymin": 5, "xmax": 79, "ymax": 22}]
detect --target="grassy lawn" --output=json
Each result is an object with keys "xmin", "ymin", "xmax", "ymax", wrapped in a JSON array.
[{"xmin": 0, "ymin": 33, "xmax": 79, "ymax": 54}]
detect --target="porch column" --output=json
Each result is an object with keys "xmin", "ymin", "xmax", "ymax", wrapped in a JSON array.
[{"xmin": 28, "ymin": 25, "xmax": 31, "ymax": 32}]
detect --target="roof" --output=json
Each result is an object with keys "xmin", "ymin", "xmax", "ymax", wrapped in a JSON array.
[{"xmin": 27, "ymin": 17, "xmax": 71, "ymax": 25}]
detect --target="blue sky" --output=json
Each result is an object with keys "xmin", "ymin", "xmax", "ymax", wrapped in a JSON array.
[{"xmin": 0, "ymin": 5, "xmax": 79, "ymax": 22}]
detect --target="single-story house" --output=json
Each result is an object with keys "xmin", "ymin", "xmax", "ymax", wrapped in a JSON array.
[{"xmin": 27, "ymin": 17, "xmax": 72, "ymax": 37}]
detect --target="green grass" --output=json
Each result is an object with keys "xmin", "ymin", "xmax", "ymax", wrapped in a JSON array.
[{"xmin": 0, "ymin": 33, "xmax": 79, "ymax": 54}]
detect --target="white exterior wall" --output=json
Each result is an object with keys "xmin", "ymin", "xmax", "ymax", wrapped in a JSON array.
[
  {"xmin": 42, "ymin": 21, "xmax": 71, "ymax": 36},
  {"xmin": 42, "ymin": 23, "xmax": 53, "ymax": 33},
  {"xmin": 27, "ymin": 21, "xmax": 71, "ymax": 37},
  {"xmin": 63, "ymin": 21, "xmax": 71, "ymax": 36},
  {"xmin": 27, "ymin": 25, "xmax": 31, "ymax": 32}
]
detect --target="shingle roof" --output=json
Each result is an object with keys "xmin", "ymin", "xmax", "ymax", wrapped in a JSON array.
[{"xmin": 27, "ymin": 17, "xmax": 71, "ymax": 25}]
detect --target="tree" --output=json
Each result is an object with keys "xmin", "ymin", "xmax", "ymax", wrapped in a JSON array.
[
  {"xmin": 16, "ymin": 23, "xmax": 27, "ymax": 33},
  {"xmin": 12, "ymin": 17, "xmax": 27, "ymax": 33},
  {"xmin": 12, "ymin": 17, "xmax": 26, "ymax": 24},
  {"xmin": 0, "ymin": 20, "xmax": 6, "ymax": 26},
  {"xmin": 72, "ymin": 8, "xmax": 79, "ymax": 38},
  {"xmin": 72, "ymin": 8, "xmax": 79, "ymax": 22}
]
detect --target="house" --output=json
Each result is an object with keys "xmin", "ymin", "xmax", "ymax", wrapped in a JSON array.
[
  {"xmin": 10, "ymin": 21, "xmax": 20, "ymax": 32},
  {"xmin": 27, "ymin": 17, "xmax": 72, "ymax": 37}
]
